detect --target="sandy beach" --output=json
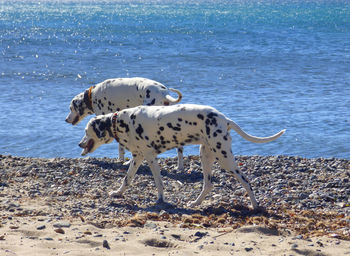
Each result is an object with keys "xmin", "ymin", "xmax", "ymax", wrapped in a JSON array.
[
  {"xmin": 1, "ymin": 155, "xmax": 349, "ymax": 255},
  {"xmin": 1, "ymin": 214, "xmax": 349, "ymax": 256}
]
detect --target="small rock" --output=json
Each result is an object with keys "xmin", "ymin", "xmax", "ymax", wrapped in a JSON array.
[
  {"xmin": 291, "ymin": 243, "xmax": 298, "ymax": 249},
  {"xmin": 159, "ymin": 210, "xmax": 169, "ymax": 218},
  {"xmin": 194, "ymin": 231, "xmax": 207, "ymax": 238},
  {"xmin": 293, "ymin": 235, "xmax": 303, "ymax": 240},
  {"xmin": 37, "ymin": 225, "xmax": 46, "ymax": 230},
  {"xmin": 54, "ymin": 228, "xmax": 65, "ymax": 234},
  {"xmin": 53, "ymin": 221, "xmax": 71, "ymax": 228},
  {"xmin": 171, "ymin": 234, "xmax": 182, "ymax": 240},
  {"xmin": 144, "ymin": 222, "xmax": 157, "ymax": 229},
  {"xmin": 245, "ymin": 247, "xmax": 253, "ymax": 252},
  {"xmin": 316, "ymin": 240, "xmax": 324, "ymax": 247},
  {"xmin": 103, "ymin": 240, "xmax": 110, "ymax": 249}
]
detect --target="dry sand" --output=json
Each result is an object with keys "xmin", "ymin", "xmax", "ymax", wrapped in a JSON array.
[{"xmin": 1, "ymin": 198, "xmax": 350, "ymax": 256}]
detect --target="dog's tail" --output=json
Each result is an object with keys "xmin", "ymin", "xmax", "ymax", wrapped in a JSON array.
[
  {"xmin": 228, "ymin": 120, "xmax": 286, "ymax": 143},
  {"xmin": 166, "ymin": 88, "xmax": 182, "ymax": 104}
]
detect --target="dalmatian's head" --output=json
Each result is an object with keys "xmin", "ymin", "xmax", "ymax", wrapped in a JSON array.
[
  {"xmin": 65, "ymin": 91, "xmax": 93, "ymax": 125},
  {"xmin": 79, "ymin": 114, "xmax": 115, "ymax": 156}
]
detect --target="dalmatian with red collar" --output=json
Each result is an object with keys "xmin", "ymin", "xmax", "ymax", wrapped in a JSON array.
[
  {"xmin": 66, "ymin": 77, "xmax": 184, "ymax": 168},
  {"xmin": 79, "ymin": 104, "xmax": 285, "ymax": 209}
]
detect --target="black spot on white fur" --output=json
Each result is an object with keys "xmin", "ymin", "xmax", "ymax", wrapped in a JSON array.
[
  {"xmin": 136, "ymin": 124, "xmax": 144, "ymax": 139},
  {"xmin": 92, "ymin": 116, "xmax": 111, "ymax": 139}
]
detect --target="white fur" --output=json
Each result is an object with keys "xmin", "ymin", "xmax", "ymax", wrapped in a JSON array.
[
  {"xmin": 66, "ymin": 77, "xmax": 183, "ymax": 169},
  {"xmin": 79, "ymin": 104, "xmax": 285, "ymax": 209}
]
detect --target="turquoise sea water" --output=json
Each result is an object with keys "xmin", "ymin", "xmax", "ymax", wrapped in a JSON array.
[{"xmin": 1, "ymin": 0, "xmax": 350, "ymax": 159}]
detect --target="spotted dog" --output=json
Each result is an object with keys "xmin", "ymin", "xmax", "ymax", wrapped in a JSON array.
[
  {"xmin": 79, "ymin": 104, "xmax": 285, "ymax": 209},
  {"xmin": 65, "ymin": 77, "xmax": 184, "ymax": 168}
]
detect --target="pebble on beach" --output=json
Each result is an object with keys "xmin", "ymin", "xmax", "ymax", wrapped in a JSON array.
[{"xmin": 0, "ymin": 154, "xmax": 349, "ymax": 240}]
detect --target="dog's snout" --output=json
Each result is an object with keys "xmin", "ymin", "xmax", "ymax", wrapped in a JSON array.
[{"xmin": 65, "ymin": 115, "xmax": 73, "ymax": 124}]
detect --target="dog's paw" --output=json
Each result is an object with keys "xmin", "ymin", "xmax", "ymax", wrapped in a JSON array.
[
  {"xmin": 156, "ymin": 197, "xmax": 165, "ymax": 204},
  {"xmin": 177, "ymin": 166, "xmax": 184, "ymax": 172},
  {"xmin": 187, "ymin": 200, "xmax": 200, "ymax": 208},
  {"xmin": 109, "ymin": 190, "xmax": 123, "ymax": 198},
  {"xmin": 123, "ymin": 159, "xmax": 131, "ymax": 166},
  {"xmin": 154, "ymin": 198, "xmax": 174, "ymax": 209}
]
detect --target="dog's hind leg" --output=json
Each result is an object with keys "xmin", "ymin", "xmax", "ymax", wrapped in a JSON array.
[
  {"xmin": 218, "ymin": 153, "xmax": 259, "ymax": 210},
  {"xmin": 213, "ymin": 134, "xmax": 259, "ymax": 210},
  {"xmin": 109, "ymin": 155, "xmax": 143, "ymax": 198},
  {"xmin": 188, "ymin": 145, "xmax": 215, "ymax": 207},
  {"xmin": 145, "ymin": 156, "xmax": 166, "ymax": 204},
  {"xmin": 177, "ymin": 146, "xmax": 184, "ymax": 171}
]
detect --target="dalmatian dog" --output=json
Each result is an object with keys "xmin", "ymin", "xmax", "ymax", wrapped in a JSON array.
[
  {"xmin": 65, "ymin": 77, "xmax": 184, "ymax": 169},
  {"xmin": 79, "ymin": 104, "xmax": 285, "ymax": 209}
]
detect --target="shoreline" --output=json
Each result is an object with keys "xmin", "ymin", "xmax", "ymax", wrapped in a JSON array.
[{"xmin": 1, "ymin": 154, "xmax": 349, "ymax": 255}]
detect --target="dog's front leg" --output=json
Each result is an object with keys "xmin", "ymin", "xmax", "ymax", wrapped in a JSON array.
[
  {"xmin": 188, "ymin": 145, "xmax": 215, "ymax": 207},
  {"xmin": 145, "ymin": 156, "xmax": 166, "ymax": 204},
  {"xmin": 109, "ymin": 155, "xmax": 143, "ymax": 198}
]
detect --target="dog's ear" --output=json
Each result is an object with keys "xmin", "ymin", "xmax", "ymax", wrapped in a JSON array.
[
  {"xmin": 103, "ymin": 115, "xmax": 112, "ymax": 128},
  {"xmin": 92, "ymin": 115, "xmax": 112, "ymax": 139},
  {"xmin": 72, "ymin": 93, "xmax": 85, "ymax": 116},
  {"xmin": 92, "ymin": 118, "xmax": 106, "ymax": 138}
]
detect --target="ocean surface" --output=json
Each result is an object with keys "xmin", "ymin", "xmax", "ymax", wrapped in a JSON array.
[{"xmin": 1, "ymin": 0, "xmax": 350, "ymax": 160}]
